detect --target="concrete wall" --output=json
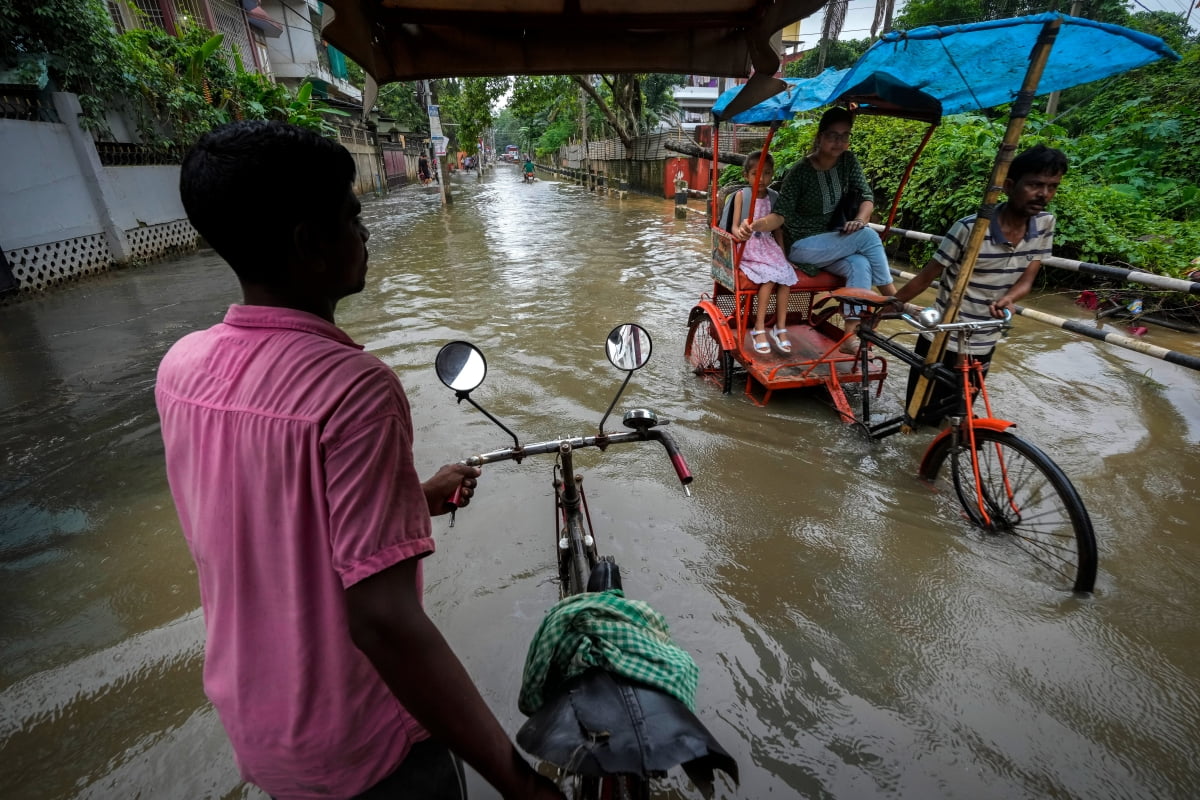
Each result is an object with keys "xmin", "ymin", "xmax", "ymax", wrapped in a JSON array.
[
  {"xmin": 0, "ymin": 118, "xmax": 103, "ymax": 248},
  {"xmin": 105, "ymin": 166, "xmax": 189, "ymax": 230},
  {"xmin": 0, "ymin": 93, "xmax": 197, "ymax": 298},
  {"xmin": 344, "ymin": 140, "xmax": 384, "ymax": 197}
]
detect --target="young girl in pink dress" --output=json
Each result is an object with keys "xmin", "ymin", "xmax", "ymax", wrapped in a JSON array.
[{"xmin": 730, "ymin": 152, "xmax": 796, "ymax": 353}]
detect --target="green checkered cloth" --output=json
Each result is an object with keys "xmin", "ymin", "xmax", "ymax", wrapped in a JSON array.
[{"xmin": 518, "ymin": 589, "xmax": 699, "ymax": 715}]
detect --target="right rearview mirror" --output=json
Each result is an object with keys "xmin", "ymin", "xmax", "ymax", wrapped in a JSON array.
[
  {"xmin": 605, "ymin": 324, "xmax": 652, "ymax": 371},
  {"xmin": 436, "ymin": 341, "xmax": 487, "ymax": 393}
]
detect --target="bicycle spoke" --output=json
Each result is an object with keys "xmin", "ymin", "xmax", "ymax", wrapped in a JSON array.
[{"xmin": 949, "ymin": 430, "xmax": 1096, "ymax": 592}]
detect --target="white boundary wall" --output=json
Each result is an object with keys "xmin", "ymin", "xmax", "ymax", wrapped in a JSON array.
[{"xmin": 0, "ymin": 93, "xmax": 197, "ymax": 296}]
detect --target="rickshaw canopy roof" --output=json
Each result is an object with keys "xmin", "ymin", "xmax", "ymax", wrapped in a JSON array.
[
  {"xmin": 712, "ymin": 13, "xmax": 1180, "ymax": 123},
  {"xmin": 320, "ymin": 1, "xmax": 821, "ymax": 83}
]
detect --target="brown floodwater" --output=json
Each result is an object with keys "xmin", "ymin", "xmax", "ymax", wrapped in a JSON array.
[{"xmin": 3, "ymin": 165, "xmax": 1199, "ymax": 799}]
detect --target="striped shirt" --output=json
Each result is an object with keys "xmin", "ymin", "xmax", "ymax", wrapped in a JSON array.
[{"xmin": 925, "ymin": 206, "xmax": 1054, "ymax": 354}]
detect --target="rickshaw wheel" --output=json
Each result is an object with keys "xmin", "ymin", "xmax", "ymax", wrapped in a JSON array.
[{"xmin": 685, "ymin": 312, "xmax": 733, "ymax": 394}]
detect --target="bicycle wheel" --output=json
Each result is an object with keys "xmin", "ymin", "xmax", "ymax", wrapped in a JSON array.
[
  {"xmin": 684, "ymin": 311, "xmax": 732, "ymax": 393},
  {"xmin": 948, "ymin": 429, "xmax": 1097, "ymax": 592}
]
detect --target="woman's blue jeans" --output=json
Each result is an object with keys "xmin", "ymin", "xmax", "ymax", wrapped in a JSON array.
[{"xmin": 788, "ymin": 228, "xmax": 891, "ymax": 316}]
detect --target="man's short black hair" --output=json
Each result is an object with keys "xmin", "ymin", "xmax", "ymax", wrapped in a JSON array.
[
  {"xmin": 180, "ymin": 121, "xmax": 356, "ymax": 285},
  {"xmin": 1009, "ymin": 144, "xmax": 1068, "ymax": 183}
]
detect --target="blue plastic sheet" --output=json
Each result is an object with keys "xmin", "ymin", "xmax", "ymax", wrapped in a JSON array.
[{"xmin": 712, "ymin": 14, "xmax": 1179, "ymax": 123}]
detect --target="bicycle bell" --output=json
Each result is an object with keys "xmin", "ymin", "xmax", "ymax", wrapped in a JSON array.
[{"xmin": 622, "ymin": 408, "xmax": 659, "ymax": 431}]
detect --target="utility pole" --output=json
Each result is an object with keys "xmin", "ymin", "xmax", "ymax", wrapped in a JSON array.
[
  {"xmin": 580, "ymin": 79, "xmax": 589, "ymax": 185},
  {"xmin": 423, "ymin": 79, "xmax": 452, "ymax": 205},
  {"xmin": 1045, "ymin": 0, "xmax": 1081, "ymax": 117}
]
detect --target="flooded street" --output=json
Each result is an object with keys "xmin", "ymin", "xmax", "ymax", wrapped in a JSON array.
[{"xmin": 3, "ymin": 165, "xmax": 1200, "ymax": 799}]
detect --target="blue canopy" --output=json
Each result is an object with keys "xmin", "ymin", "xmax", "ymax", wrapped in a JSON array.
[{"xmin": 711, "ymin": 13, "xmax": 1180, "ymax": 123}]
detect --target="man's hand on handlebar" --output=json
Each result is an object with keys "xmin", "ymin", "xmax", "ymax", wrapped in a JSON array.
[
  {"xmin": 423, "ymin": 463, "xmax": 481, "ymax": 517},
  {"xmin": 990, "ymin": 297, "xmax": 1016, "ymax": 318}
]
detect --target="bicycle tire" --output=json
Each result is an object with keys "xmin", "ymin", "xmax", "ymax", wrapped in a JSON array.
[
  {"xmin": 948, "ymin": 429, "xmax": 1097, "ymax": 592},
  {"xmin": 684, "ymin": 311, "xmax": 732, "ymax": 394}
]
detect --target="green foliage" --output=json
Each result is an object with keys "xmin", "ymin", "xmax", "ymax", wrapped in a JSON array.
[
  {"xmin": 440, "ymin": 77, "xmax": 510, "ymax": 155},
  {"xmin": 536, "ymin": 118, "xmax": 576, "ymax": 154},
  {"xmin": 509, "ymin": 75, "xmax": 579, "ymax": 154},
  {"xmin": 784, "ymin": 39, "xmax": 871, "ymax": 78},
  {"xmin": 118, "ymin": 26, "xmax": 238, "ymax": 148},
  {"xmin": 3, "ymin": 1, "xmax": 350, "ymax": 149},
  {"xmin": 277, "ymin": 80, "xmax": 350, "ymax": 136},
  {"xmin": 1, "ymin": 0, "xmax": 131, "ymax": 132},
  {"xmin": 1057, "ymin": 40, "xmax": 1199, "ymax": 187},
  {"xmin": 893, "ymin": 0, "xmax": 1031, "ymax": 29},
  {"xmin": 507, "ymin": 72, "xmax": 684, "ymax": 149},
  {"xmin": 377, "ymin": 82, "xmax": 427, "ymax": 132},
  {"xmin": 493, "ymin": 107, "xmax": 521, "ymax": 151},
  {"xmin": 843, "ymin": 108, "xmax": 1200, "ymax": 282}
]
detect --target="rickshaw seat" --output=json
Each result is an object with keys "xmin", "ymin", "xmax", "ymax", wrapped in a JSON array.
[{"xmin": 732, "ymin": 268, "xmax": 843, "ymax": 293}]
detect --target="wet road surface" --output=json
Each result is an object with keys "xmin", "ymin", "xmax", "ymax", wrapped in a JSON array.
[{"xmin": 3, "ymin": 165, "xmax": 1199, "ymax": 799}]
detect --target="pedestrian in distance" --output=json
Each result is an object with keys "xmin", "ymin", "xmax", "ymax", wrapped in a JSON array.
[
  {"xmin": 725, "ymin": 151, "xmax": 795, "ymax": 354},
  {"xmin": 418, "ymin": 153, "xmax": 433, "ymax": 185},
  {"xmin": 892, "ymin": 143, "xmax": 1069, "ymax": 424},
  {"xmin": 158, "ymin": 120, "xmax": 564, "ymax": 800}
]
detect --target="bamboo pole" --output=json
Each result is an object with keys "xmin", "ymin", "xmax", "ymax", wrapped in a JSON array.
[{"xmin": 903, "ymin": 16, "xmax": 1063, "ymax": 430}]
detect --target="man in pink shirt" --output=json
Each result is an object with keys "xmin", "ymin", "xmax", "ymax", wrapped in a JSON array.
[{"xmin": 158, "ymin": 121, "xmax": 563, "ymax": 800}]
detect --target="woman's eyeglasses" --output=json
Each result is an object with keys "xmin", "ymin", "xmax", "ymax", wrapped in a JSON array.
[{"xmin": 822, "ymin": 131, "xmax": 852, "ymax": 143}]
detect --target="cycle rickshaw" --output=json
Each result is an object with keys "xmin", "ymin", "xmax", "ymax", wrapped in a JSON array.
[
  {"xmin": 684, "ymin": 14, "xmax": 1179, "ymax": 594},
  {"xmin": 320, "ymin": 2, "xmax": 818, "ymax": 797}
]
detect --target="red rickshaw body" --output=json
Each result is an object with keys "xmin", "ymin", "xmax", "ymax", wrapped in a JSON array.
[{"xmin": 685, "ymin": 225, "xmax": 887, "ymax": 414}]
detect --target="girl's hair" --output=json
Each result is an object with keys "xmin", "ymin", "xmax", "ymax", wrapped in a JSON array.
[
  {"xmin": 742, "ymin": 151, "xmax": 775, "ymax": 178},
  {"xmin": 811, "ymin": 106, "xmax": 854, "ymax": 152}
]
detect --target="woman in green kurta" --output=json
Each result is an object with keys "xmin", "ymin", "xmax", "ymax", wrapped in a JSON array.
[{"xmin": 735, "ymin": 107, "xmax": 895, "ymax": 353}]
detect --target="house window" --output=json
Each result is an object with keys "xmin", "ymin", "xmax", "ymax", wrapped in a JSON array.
[
  {"xmin": 112, "ymin": 0, "xmax": 167, "ymax": 32},
  {"xmin": 209, "ymin": 0, "xmax": 259, "ymax": 71},
  {"xmin": 252, "ymin": 27, "xmax": 272, "ymax": 75},
  {"xmin": 173, "ymin": 0, "xmax": 208, "ymax": 29}
]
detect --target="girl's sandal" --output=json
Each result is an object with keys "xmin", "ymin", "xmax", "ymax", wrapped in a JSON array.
[
  {"xmin": 770, "ymin": 327, "xmax": 791, "ymax": 353},
  {"xmin": 751, "ymin": 330, "xmax": 771, "ymax": 354}
]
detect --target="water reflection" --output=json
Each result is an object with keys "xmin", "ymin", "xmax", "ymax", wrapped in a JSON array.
[{"xmin": 2, "ymin": 166, "xmax": 1199, "ymax": 799}]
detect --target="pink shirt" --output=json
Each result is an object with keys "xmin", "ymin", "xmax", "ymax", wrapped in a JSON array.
[{"xmin": 156, "ymin": 305, "xmax": 433, "ymax": 798}]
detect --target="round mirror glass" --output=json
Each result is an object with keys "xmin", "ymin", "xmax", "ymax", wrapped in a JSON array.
[
  {"xmin": 435, "ymin": 341, "xmax": 487, "ymax": 392},
  {"xmin": 605, "ymin": 324, "xmax": 652, "ymax": 371}
]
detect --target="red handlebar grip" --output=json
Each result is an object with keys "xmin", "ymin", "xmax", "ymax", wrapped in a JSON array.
[
  {"xmin": 671, "ymin": 453, "xmax": 694, "ymax": 485},
  {"xmin": 653, "ymin": 430, "xmax": 693, "ymax": 486},
  {"xmin": 445, "ymin": 484, "xmax": 465, "ymax": 511}
]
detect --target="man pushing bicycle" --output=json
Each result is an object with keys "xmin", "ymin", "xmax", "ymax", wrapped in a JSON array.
[{"xmin": 892, "ymin": 144, "xmax": 1069, "ymax": 424}]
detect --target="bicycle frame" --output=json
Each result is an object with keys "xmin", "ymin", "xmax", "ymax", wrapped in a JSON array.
[
  {"xmin": 459, "ymin": 429, "xmax": 690, "ymax": 597},
  {"xmin": 854, "ymin": 310, "xmax": 1016, "ymax": 519},
  {"xmin": 841, "ymin": 300, "xmax": 1097, "ymax": 592}
]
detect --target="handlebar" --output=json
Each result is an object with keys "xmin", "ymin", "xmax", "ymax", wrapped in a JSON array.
[
  {"xmin": 459, "ymin": 428, "xmax": 693, "ymax": 485},
  {"xmin": 444, "ymin": 429, "xmax": 691, "ymax": 516},
  {"xmin": 898, "ymin": 307, "xmax": 1013, "ymax": 333}
]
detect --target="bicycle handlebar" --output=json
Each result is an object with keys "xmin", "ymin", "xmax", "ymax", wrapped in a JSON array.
[
  {"xmin": 898, "ymin": 307, "xmax": 1013, "ymax": 333},
  {"xmin": 459, "ymin": 428, "xmax": 693, "ymax": 486}
]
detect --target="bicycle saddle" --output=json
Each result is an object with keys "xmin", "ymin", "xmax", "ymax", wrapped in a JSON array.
[
  {"xmin": 516, "ymin": 667, "xmax": 739, "ymax": 790},
  {"xmin": 828, "ymin": 287, "xmax": 898, "ymax": 308}
]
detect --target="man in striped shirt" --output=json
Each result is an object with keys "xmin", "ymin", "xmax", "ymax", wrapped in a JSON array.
[{"xmin": 892, "ymin": 144, "xmax": 1068, "ymax": 424}]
